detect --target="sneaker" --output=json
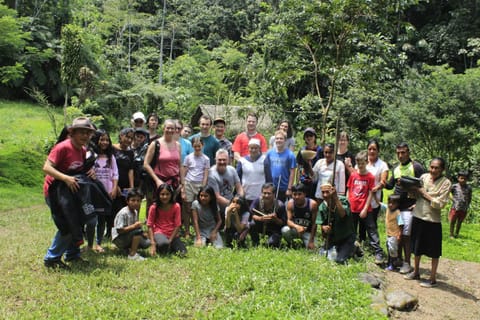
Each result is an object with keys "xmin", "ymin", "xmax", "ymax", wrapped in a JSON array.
[
  {"xmin": 44, "ymin": 259, "xmax": 70, "ymax": 270},
  {"xmin": 128, "ymin": 253, "xmax": 146, "ymax": 261},
  {"xmin": 420, "ymin": 280, "xmax": 437, "ymax": 288},
  {"xmin": 65, "ymin": 256, "xmax": 89, "ymax": 265},
  {"xmin": 374, "ymin": 254, "xmax": 384, "ymax": 264},
  {"xmin": 354, "ymin": 241, "xmax": 364, "ymax": 257},
  {"xmin": 393, "ymin": 259, "xmax": 404, "ymax": 268},
  {"xmin": 403, "ymin": 271, "xmax": 420, "ymax": 280},
  {"xmin": 399, "ymin": 262, "xmax": 413, "ymax": 274},
  {"xmin": 385, "ymin": 264, "xmax": 394, "ymax": 271}
]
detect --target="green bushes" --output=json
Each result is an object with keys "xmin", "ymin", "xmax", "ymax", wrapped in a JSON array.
[{"xmin": 0, "ymin": 149, "xmax": 44, "ymax": 187}]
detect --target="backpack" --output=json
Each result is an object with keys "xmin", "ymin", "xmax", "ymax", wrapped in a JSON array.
[{"xmin": 141, "ymin": 140, "xmax": 160, "ymax": 179}]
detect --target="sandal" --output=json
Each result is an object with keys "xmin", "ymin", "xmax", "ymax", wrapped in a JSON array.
[{"xmin": 403, "ymin": 272, "xmax": 420, "ymax": 280}]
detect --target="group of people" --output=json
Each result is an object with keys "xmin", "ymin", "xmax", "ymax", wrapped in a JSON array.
[{"xmin": 42, "ymin": 112, "xmax": 472, "ymax": 289}]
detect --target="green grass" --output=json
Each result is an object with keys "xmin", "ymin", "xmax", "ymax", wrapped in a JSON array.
[
  {"xmin": 0, "ymin": 206, "xmax": 384, "ymax": 319},
  {"xmin": 0, "ymin": 98, "xmax": 479, "ymax": 319},
  {"xmin": 0, "ymin": 100, "xmax": 59, "ymax": 210},
  {"xmin": 377, "ymin": 214, "xmax": 480, "ymax": 263}
]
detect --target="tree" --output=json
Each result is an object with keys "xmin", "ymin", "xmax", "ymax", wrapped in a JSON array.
[
  {"xmin": 382, "ymin": 65, "xmax": 480, "ymax": 173},
  {"xmin": 61, "ymin": 24, "xmax": 83, "ymax": 121},
  {"xmin": 0, "ymin": 2, "xmax": 30, "ymax": 85},
  {"xmin": 250, "ymin": 0, "xmax": 397, "ymax": 144}
]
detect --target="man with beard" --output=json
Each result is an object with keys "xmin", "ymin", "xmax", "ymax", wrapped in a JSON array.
[{"xmin": 208, "ymin": 149, "xmax": 244, "ymax": 228}]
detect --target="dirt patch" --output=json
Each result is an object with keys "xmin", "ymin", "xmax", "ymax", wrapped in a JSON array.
[{"xmin": 383, "ymin": 258, "xmax": 480, "ymax": 319}]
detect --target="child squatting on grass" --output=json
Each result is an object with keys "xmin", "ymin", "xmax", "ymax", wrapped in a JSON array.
[
  {"xmin": 111, "ymin": 188, "xmax": 151, "ymax": 261},
  {"xmin": 224, "ymin": 195, "xmax": 250, "ymax": 248},
  {"xmin": 147, "ymin": 184, "xmax": 187, "ymax": 256},
  {"xmin": 191, "ymin": 186, "xmax": 224, "ymax": 248}
]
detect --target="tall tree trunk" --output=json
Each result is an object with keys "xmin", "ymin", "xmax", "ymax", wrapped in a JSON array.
[{"xmin": 158, "ymin": 0, "xmax": 167, "ymax": 84}]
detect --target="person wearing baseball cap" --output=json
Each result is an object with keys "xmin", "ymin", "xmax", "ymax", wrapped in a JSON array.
[
  {"xmin": 131, "ymin": 111, "xmax": 146, "ymax": 128},
  {"xmin": 296, "ymin": 127, "xmax": 323, "ymax": 198},
  {"xmin": 213, "ymin": 117, "xmax": 233, "ymax": 164}
]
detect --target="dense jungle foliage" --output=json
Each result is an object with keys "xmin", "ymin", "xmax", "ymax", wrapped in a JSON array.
[{"xmin": 1, "ymin": 0, "xmax": 480, "ymax": 178}]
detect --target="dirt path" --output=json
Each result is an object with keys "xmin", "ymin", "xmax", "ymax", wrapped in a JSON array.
[{"xmin": 383, "ymin": 258, "xmax": 480, "ymax": 319}]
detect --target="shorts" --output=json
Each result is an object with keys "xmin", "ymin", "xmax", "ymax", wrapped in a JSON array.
[
  {"xmin": 386, "ymin": 236, "xmax": 399, "ymax": 258},
  {"xmin": 449, "ymin": 208, "xmax": 467, "ymax": 222},
  {"xmin": 400, "ymin": 210, "xmax": 412, "ymax": 236},
  {"xmin": 184, "ymin": 181, "xmax": 203, "ymax": 202},
  {"xmin": 113, "ymin": 229, "xmax": 151, "ymax": 250}
]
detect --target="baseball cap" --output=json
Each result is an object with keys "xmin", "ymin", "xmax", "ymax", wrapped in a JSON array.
[
  {"xmin": 303, "ymin": 127, "xmax": 316, "ymax": 137},
  {"xmin": 213, "ymin": 117, "xmax": 226, "ymax": 125},
  {"xmin": 134, "ymin": 127, "xmax": 149, "ymax": 136},
  {"xmin": 132, "ymin": 111, "xmax": 146, "ymax": 122}
]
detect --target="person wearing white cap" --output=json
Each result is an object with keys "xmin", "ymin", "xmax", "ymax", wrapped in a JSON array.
[
  {"xmin": 131, "ymin": 111, "xmax": 146, "ymax": 129},
  {"xmin": 236, "ymin": 138, "xmax": 272, "ymax": 205}
]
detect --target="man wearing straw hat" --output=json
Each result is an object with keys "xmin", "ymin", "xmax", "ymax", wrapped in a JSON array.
[{"xmin": 42, "ymin": 117, "xmax": 97, "ymax": 269}]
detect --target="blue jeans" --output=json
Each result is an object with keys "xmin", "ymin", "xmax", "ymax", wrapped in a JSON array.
[
  {"xmin": 44, "ymin": 197, "xmax": 81, "ymax": 262},
  {"xmin": 44, "ymin": 230, "xmax": 81, "ymax": 262}
]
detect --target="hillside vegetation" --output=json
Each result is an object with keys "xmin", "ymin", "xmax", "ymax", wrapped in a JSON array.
[{"xmin": 0, "ymin": 100, "xmax": 54, "ymax": 209}]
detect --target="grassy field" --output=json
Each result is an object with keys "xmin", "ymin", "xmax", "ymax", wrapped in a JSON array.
[
  {"xmin": 0, "ymin": 100, "xmax": 52, "ymax": 210},
  {"xmin": 0, "ymin": 99, "xmax": 479, "ymax": 319},
  {"xmin": 1, "ymin": 205, "xmax": 384, "ymax": 319}
]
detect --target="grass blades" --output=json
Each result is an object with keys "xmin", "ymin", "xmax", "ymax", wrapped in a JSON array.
[{"xmin": 0, "ymin": 205, "xmax": 384, "ymax": 319}]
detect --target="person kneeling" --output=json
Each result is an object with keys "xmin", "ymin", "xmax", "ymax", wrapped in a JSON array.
[
  {"xmin": 317, "ymin": 183, "xmax": 356, "ymax": 264},
  {"xmin": 112, "ymin": 189, "xmax": 150, "ymax": 261},
  {"xmin": 148, "ymin": 184, "xmax": 187, "ymax": 256},
  {"xmin": 224, "ymin": 196, "xmax": 250, "ymax": 248},
  {"xmin": 249, "ymin": 183, "xmax": 286, "ymax": 248},
  {"xmin": 281, "ymin": 183, "xmax": 318, "ymax": 249}
]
